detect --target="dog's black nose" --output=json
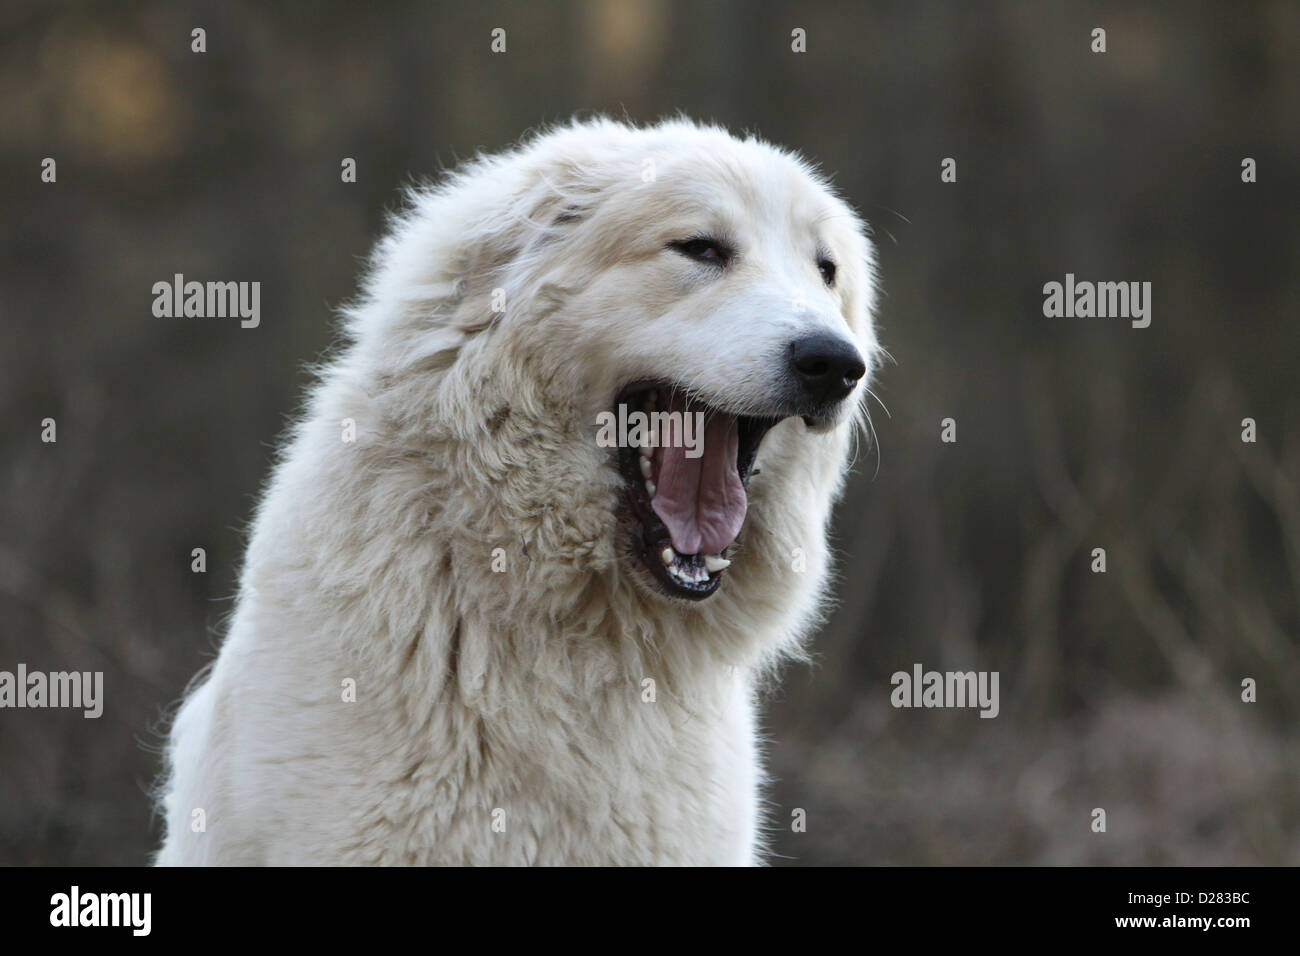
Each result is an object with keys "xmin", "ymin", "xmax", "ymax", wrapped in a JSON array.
[{"xmin": 789, "ymin": 334, "xmax": 866, "ymax": 405}]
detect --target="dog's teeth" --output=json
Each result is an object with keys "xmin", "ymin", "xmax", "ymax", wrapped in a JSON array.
[
  {"xmin": 639, "ymin": 456, "xmax": 652, "ymax": 477},
  {"xmin": 645, "ymin": 479, "xmax": 656, "ymax": 497},
  {"xmin": 661, "ymin": 547, "xmax": 675, "ymax": 566},
  {"xmin": 703, "ymin": 554, "xmax": 731, "ymax": 573}
]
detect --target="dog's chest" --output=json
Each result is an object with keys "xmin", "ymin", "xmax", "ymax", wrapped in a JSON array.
[{"xmin": 377, "ymin": 672, "xmax": 762, "ymax": 866}]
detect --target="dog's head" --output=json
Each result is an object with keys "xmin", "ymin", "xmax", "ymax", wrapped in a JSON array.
[{"xmin": 353, "ymin": 118, "xmax": 879, "ymax": 613}]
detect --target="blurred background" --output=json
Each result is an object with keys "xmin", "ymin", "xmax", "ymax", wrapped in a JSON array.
[{"xmin": 2, "ymin": 0, "xmax": 1298, "ymax": 865}]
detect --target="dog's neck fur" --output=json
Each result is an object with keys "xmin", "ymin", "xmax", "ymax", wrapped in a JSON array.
[{"xmin": 248, "ymin": 328, "xmax": 842, "ymax": 729}]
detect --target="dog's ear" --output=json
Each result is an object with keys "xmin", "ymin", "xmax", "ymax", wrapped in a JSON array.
[
  {"xmin": 477, "ymin": 162, "xmax": 603, "ymax": 264},
  {"xmin": 551, "ymin": 204, "xmax": 587, "ymax": 228},
  {"xmin": 349, "ymin": 153, "xmax": 611, "ymax": 372},
  {"xmin": 445, "ymin": 161, "xmax": 608, "ymax": 331}
]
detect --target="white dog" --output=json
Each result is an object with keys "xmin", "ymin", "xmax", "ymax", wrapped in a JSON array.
[{"xmin": 156, "ymin": 117, "xmax": 879, "ymax": 865}]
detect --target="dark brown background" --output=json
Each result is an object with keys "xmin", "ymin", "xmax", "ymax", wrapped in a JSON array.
[{"xmin": 2, "ymin": 0, "xmax": 1297, "ymax": 864}]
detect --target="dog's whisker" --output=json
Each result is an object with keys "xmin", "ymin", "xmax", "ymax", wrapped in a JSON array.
[{"xmin": 865, "ymin": 387, "xmax": 891, "ymax": 419}]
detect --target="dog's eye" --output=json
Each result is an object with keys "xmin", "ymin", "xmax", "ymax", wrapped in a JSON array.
[
  {"xmin": 818, "ymin": 257, "xmax": 837, "ymax": 286},
  {"xmin": 669, "ymin": 237, "xmax": 733, "ymax": 266}
]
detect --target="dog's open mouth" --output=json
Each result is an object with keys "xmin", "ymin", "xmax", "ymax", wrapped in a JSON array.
[{"xmin": 616, "ymin": 383, "xmax": 781, "ymax": 600}]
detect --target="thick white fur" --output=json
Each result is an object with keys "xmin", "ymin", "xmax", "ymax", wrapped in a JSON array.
[{"xmin": 156, "ymin": 117, "xmax": 878, "ymax": 866}]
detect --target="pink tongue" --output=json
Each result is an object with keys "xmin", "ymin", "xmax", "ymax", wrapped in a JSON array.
[{"xmin": 650, "ymin": 392, "xmax": 746, "ymax": 556}]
